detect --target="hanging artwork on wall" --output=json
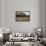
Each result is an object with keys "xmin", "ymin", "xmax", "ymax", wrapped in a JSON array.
[{"xmin": 16, "ymin": 11, "xmax": 30, "ymax": 21}]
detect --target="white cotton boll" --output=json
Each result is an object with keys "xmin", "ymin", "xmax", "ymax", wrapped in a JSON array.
[
  {"xmin": 37, "ymin": 29, "xmax": 41, "ymax": 31},
  {"xmin": 0, "ymin": 34, "xmax": 3, "ymax": 38}
]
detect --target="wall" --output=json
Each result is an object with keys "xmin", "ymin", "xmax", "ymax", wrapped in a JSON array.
[
  {"xmin": 0, "ymin": 0, "xmax": 3, "ymax": 28},
  {"xmin": 42, "ymin": 0, "xmax": 46, "ymax": 37},
  {"xmin": 0, "ymin": 0, "xmax": 3, "ymax": 33},
  {"xmin": 4, "ymin": 0, "xmax": 42, "ymax": 32}
]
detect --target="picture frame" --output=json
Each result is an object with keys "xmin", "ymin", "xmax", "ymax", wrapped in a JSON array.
[{"xmin": 16, "ymin": 11, "xmax": 30, "ymax": 21}]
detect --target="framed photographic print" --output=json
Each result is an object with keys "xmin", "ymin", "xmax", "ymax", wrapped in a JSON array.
[{"xmin": 16, "ymin": 11, "xmax": 30, "ymax": 21}]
